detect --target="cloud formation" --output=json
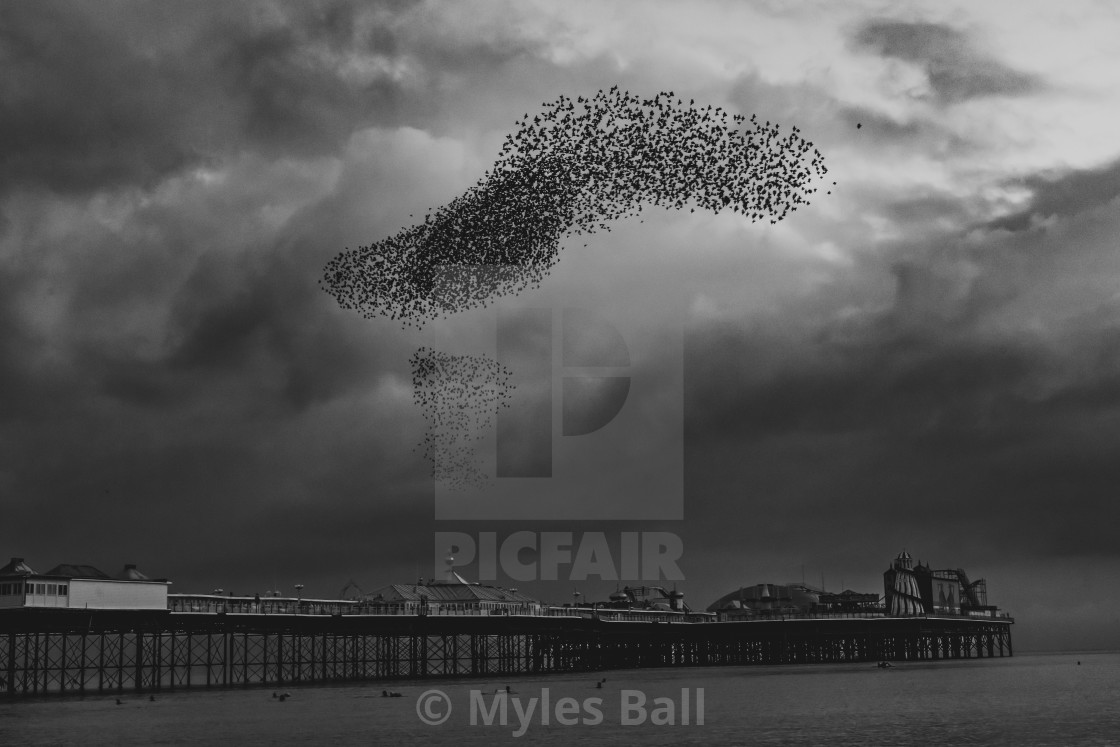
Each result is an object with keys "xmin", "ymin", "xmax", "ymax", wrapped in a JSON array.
[
  {"xmin": 2, "ymin": 0, "xmax": 1120, "ymax": 649},
  {"xmin": 854, "ymin": 19, "xmax": 1043, "ymax": 104}
]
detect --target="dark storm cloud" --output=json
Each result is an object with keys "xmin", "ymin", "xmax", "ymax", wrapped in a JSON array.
[
  {"xmin": 1, "ymin": 298, "xmax": 434, "ymax": 593},
  {"xmin": 0, "ymin": 1, "xmax": 191, "ymax": 193},
  {"xmin": 3, "ymin": 390, "xmax": 436, "ymax": 595},
  {"xmin": 0, "ymin": 2, "xmax": 300, "ymax": 192},
  {"xmin": 0, "ymin": 154, "xmax": 442, "ymax": 588},
  {"xmin": 854, "ymin": 19, "xmax": 1042, "ymax": 103},
  {"xmin": 683, "ymin": 247, "xmax": 1120, "ymax": 564},
  {"xmin": 97, "ymin": 236, "xmax": 425, "ymax": 413},
  {"xmin": 0, "ymin": 136, "xmax": 434, "ymax": 597},
  {"xmin": 0, "ymin": 274, "xmax": 35, "ymax": 418},
  {"xmin": 985, "ymin": 158, "xmax": 1120, "ymax": 232},
  {"xmin": 0, "ymin": 0, "xmax": 520, "ymax": 196},
  {"xmin": 689, "ymin": 328, "xmax": 1039, "ymax": 444}
]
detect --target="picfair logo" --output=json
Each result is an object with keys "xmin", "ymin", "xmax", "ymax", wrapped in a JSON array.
[
  {"xmin": 432, "ymin": 302, "xmax": 683, "ymax": 521},
  {"xmin": 496, "ymin": 307, "xmax": 631, "ymax": 477}
]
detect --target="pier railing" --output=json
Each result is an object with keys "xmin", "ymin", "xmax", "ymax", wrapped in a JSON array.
[
  {"xmin": 165, "ymin": 595, "xmax": 1010, "ymax": 624},
  {"xmin": 711, "ymin": 609, "xmax": 1015, "ymax": 622}
]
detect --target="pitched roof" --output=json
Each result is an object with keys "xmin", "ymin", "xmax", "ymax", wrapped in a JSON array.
[
  {"xmin": 0, "ymin": 557, "xmax": 36, "ymax": 575},
  {"xmin": 44, "ymin": 564, "xmax": 111, "ymax": 579},
  {"xmin": 116, "ymin": 564, "xmax": 150, "ymax": 581},
  {"xmin": 366, "ymin": 581, "xmax": 539, "ymax": 605}
]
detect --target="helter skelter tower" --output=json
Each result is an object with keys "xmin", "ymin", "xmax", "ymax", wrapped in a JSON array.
[{"xmin": 883, "ymin": 550, "xmax": 926, "ymax": 616}]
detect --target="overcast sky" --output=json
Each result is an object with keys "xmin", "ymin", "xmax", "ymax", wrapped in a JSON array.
[{"xmin": 3, "ymin": 0, "xmax": 1120, "ymax": 651}]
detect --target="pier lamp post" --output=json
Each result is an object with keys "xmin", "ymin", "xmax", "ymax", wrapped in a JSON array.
[{"xmin": 295, "ymin": 583, "xmax": 304, "ymax": 611}]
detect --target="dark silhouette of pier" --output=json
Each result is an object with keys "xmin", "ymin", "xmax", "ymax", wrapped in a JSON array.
[{"xmin": 0, "ymin": 609, "xmax": 1011, "ymax": 697}]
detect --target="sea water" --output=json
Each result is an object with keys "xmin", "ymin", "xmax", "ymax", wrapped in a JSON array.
[{"xmin": 1, "ymin": 652, "xmax": 1117, "ymax": 746}]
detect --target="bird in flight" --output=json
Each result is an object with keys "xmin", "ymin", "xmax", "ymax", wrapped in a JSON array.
[{"xmin": 322, "ymin": 88, "xmax": 831, "ymax": 327}]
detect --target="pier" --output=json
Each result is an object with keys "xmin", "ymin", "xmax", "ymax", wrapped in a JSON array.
[{"xmin": 0, "ymin": 609, "xmax": 1012, "ymax": 698}]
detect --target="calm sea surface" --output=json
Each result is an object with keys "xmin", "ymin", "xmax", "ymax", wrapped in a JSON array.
[{"xmin": 1, "ymin": 652, "xmax": 1117, "ymax": 746}]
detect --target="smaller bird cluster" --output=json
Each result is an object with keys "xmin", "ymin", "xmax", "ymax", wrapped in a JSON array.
[
  {"xmin": 321, "ymin": 86, "xmax": 830, "ymax": 326},
  {"xmin": 411, "ymin": 347, "xmax": 515, "ymax": 489}
]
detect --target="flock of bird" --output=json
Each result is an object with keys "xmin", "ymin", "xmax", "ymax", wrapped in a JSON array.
[
  {"xmin": 321, "ymin": 86, "xmax": 831, "ymax": 327},
  {"xmin": 322, "ymin": 87, "xmax": 831, "ymax": 484},
  {"xmin": 410, "ymin": 347, "xmax": 515, "ymax": 490}
]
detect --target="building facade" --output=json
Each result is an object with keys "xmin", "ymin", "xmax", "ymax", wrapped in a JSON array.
[
  {"xmin": 0, "ymin": 558, "xmax": 169, "ymax": 611},
  {"xmin": 361, "ymin": 576, "xmax": 543, "ymax": 616}
]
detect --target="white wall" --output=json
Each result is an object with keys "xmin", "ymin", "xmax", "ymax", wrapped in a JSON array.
[{"xmin": 68, "ymin": 579, "xmax": 168, "ymax": 610}]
